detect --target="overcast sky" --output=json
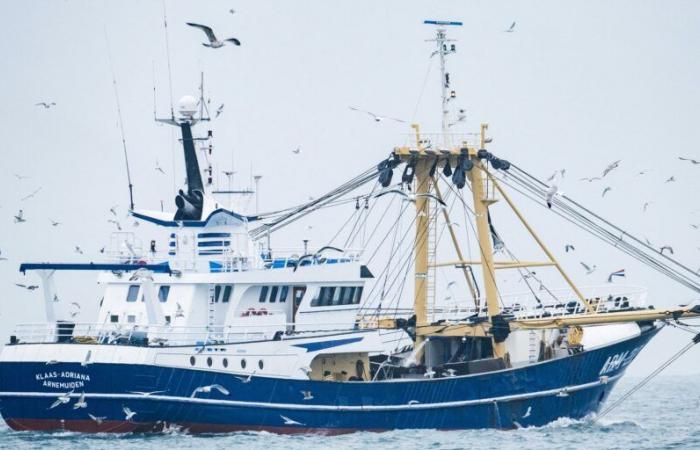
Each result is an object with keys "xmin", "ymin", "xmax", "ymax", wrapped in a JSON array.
[{"xmin": 0, "ymin": 0, "xmax": 698, "ymax": 376}]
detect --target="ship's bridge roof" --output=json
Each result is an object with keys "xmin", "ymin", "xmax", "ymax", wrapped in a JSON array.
[{"xmin": 132, "ymin": 208, "xmax": 259, "ymax": 228}]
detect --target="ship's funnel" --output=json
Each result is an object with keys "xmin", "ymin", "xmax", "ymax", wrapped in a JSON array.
[{"xmin": 174, "ymin": 189, "xmax": 204, "ymax": 221}]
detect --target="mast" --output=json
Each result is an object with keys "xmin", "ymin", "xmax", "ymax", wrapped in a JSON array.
[{"xmin": 425, "ymin": 20, "xmax": 461, "ymax": 145}]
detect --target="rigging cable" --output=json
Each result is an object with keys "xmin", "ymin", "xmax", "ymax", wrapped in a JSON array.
[{"xmin": 103, "ymin": 27, "xmax": 134, "ymax": 211}]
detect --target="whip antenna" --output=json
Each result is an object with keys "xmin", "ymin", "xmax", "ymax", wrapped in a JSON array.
[
  {"xmin": 162, "ymin": 0, "xmax": 175, "ymax": 120},
  {"xmin": 104, "ymin": 27, "xmax": 135, "ymax": 211}
]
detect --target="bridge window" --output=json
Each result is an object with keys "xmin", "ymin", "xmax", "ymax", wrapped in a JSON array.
[
  {"xmin": 158, "ymin": 286, "xmax": 170, "ymax": 302},
  {"xmin": 222, "ymin": 285, "xmax": 233, "ymax": 303},
  {"xmin": 214, "ymin": 285, "xmax": 222, "ymax": 303},
  {"xmin": 259, "ymin": 286, "xmax": 269, "ymax": 303},
  {"xmin": 126, "ymin": 285, "xmax": 140, "ymax": 302},
  {"xmin": 110, "ymin": 314, "xmax": 119, "ymax": 323},
  {"xmin": 311, "ymin": 286, "xmax": 363, "ymax": 307},
  {"xmin": 279, "ymin": 286, "xmax": 289, "ymax": 303},
  {"xmin": 269, "ymin": 286, "xmax": 279, "ymax": 303}
]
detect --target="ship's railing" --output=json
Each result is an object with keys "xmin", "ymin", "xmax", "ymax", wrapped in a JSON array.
[
  {"xmin": 358, "ymin": 285, "xmax": 648, "ymax": 324},
  {"xmin": 10, "ymin": 319, "xmax": 361, "ymax": 347},
  {"xmin": 400, "ymin": 132, "xmax": 482, "ymax": 150},
  {"xmin": 254, "ymin": 247, "xmax": 364, "ymax": 270}
]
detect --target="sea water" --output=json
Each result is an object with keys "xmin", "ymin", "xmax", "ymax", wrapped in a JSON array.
[{"xmin": 1, "ymin": 376, "xmax": 698, "ymax": 450}]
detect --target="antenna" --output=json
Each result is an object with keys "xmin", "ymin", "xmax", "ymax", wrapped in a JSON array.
[
  {"xmin": 104, "ymin": 27, "xmax": 135, "ymax": 211},
  {"xmin": 162, "ymin": 0, "xmax": 175, "ymax": 120},
  {"xmin": 424, "ymin": 20, "xmax": 462, "ymax": 145},
  {"xmin": 198, "ymin": 72, "xmax": 211, "ymax": 121}
]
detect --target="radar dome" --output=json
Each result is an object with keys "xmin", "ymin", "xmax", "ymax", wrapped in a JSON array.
[{"xmin": 178, "ymin": 95, "xmax": 198, "ymax": 118}]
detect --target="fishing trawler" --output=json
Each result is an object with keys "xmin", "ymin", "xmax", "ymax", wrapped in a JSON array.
[{"xmin": 1, "ymin": 20, "xmax": 699, "ymax": 433}]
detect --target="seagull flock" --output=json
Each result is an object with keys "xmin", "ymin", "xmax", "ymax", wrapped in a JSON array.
[{"xmin": 544, "ymin": 155, "xmax": 699, "ymax": 283}]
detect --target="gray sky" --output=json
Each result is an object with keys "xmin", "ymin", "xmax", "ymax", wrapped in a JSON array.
[{"xmin": 0, "ymin": 0, "xmax": 698, "ymax": 376}]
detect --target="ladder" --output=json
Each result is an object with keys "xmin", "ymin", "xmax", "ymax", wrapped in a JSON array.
[
  {"xmin": 207, "ymin": 285, "xmax": 216, "ymax": 332},
  {"xmin": 426, "ymin": 184, "xmax": 438, "ymax": 322}
]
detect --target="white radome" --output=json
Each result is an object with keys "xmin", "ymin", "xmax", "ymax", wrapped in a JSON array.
[{"xmin": 178, "ymin": 95, "xmax": 198, "ymax": 118}]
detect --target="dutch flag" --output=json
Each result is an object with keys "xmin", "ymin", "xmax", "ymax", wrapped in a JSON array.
[{"xmin": 607, "ymin": 269, "xmax": 626, "ymax": 283}]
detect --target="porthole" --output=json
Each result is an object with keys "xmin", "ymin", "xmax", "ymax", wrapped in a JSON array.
[
  {"xmin": 189, "ymin": 356, "xmax": 196, "ymax": 366},
  {"xmin": 223, "ymin": 358, "xmax": 229, "ymax": 368},
  {"xmin": 241, "ymin": 358, "xmax": 247, "ymax": 369},
  {"xmin": 207, "ymin": 357, "xmax": 213, "ymax": 367},
  {"xmin": 258, "ymin": 359, "xmax": 264, "ymax": 370}
]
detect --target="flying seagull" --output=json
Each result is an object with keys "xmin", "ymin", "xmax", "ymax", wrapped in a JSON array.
[
  {"xmin": 15, "ymin": 283, "xmax": 39, "ymax": 290},
  {"xmin": 81, "ymin": 350, "xmax": 92, "ymax": 367},
  {"xmin": 215, "ymin": 103, "xmax": 224, "ymax": 117},
  {"xmin": 235, "ymin": 372, "xmax": 254, "ymax": 383},
  {"xmin": 678, "ymin": 157, "xmax": 699, "ymax": 165},
  {"xmin": 565, "ymin": 244, "xmax": 575, "ymax": 252},
  {"xmin": 69, "ymin": 302, "xmax": 81, "ymax": 318},
  {"xmin": 292, "ymin": 146, "xmax": 301, "ymax": 154},
  {"xmin": 602, "ymin": 187, "xmax": 612, "ymax": 197},
  {"xmin": 186, "ymin": 23, "xmax": 241, "ymax": 48},
  {"xmin": 643, "ymin": 202, "xmax": 653, "ymax": 212},
  {"xmin": 602, "ymin": 160, "xmax": 621, "ymax": 177},
  {"xmin": 665, "ymin": 176, "xmax": 676, "ymax": 183},
  {"xmin": 175, "ymin": 302, "xmax": 185, "ymax": 318},
  {"xmin": 546, "ymin": 169, "xmax": 565, "ymax": 182},
  {"xmin": 155, "ymin": 159, "xmax": 165, "ymax": 174},
  {"xmin": 88, "ymin": 413, "xmax": 106, "ymax": 425},
  {"xmin": 14, "ymin": 210, "xmax": 26, "ymax": 223},
  {"xmin": 109, "ymin": 205, "xmax": 118, "ymax": 216},
  {"xmin": 21, "ymin": 187, "xmax": 42, "ymax": 201},
  {"xmin": 108, "ymin": 219, "xmax": 122, "ymax": 231},
  {"xmin": 48, "ymin": 390, "xmax": 73, "ymax": 409},
  {"xmin": 545, "ymin": 183, "xmax": 560, "ymax": 208},
  {"xmin": 72, "ymin": 392, "xmax": 88, "ymax": 409},
  {"xmin": 35, "ymin": 102, "xmax": 56, "ymax": 109},
  {"xmin": 123, "ymin": 406, "xmax": 137, "ymax": 421},
  {"xmin": 660, "ymin": 245, "xmax": 674, "ymax": 255},
  {"xmin": 51, "ymin": 219, "xmax": 61, "ymax": 226},
  {"xmin": 74, "ymin": 246, "xmax": 84, "ymax": 255},
  {"xmin": 580, "ymin": 176, "xmax": 602, "ymax": 182},
  {"xmin": 129, "ymin": 390, "xmax": 168, "ymax": 396},
  {"xmin": 280, "ymin": 415, "xmax": 304, "ymax": 426},
  {"xmin": 349, "ymin": 106, "xmax": 406, "ymax": 123},
  {"xmin": 301, "ymin": 390, "xmax": 314, "ymax": 400},
  {"xmin": 191, "ymin": 384, "xmax": 230, "ymax": 397},
  {"xmin": 580, "ymin": 262, "xmax": 596, "ymax": 275},
  {"xmin": 504, "ymin": 21, "xmax": 516, "ymax": 33}
]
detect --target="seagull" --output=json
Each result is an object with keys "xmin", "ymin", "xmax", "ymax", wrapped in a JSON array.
[
  {"xmin": 602, "ymin": 160, "xmax": 621, "ymax": 177},
  {"xmin": 229, "ymin": 8, "xmax": 235, "ymax": 14},
  {"xmin": 292, "ymin": 146, "xmax": 301, "ymax": 154},
  {"xmin": 186, "ymin": 23, "xmax": 241, "ymax": 48},
  {"xmin": 665, "ymin": 176, "xmax": 676, "ymax": 183},
  {"xmin": 75, "ymin": 246, "xmax": 84, "ymax": 255},
  {"xmin": 522, "ymin": 406, "xmax": 532, "ymax": 419},
  {"xmin": 215, "ymin": 103, "xmax": 224, "ymax": 118},
  {"xmin": 21, "ymin": 187, "xmax": 42, "ymax": 201},
  {"xmin": 660, "ymin": 245, "xmax": 674, "ymax": 255},
  {"xmin": 175, "ymin": 302, "xmax": 185, "ymax": 318},
  {"xmin": 108, "ymin": 219, "xmax": 122, "ymax": 231},
  {"xmin": 69, "ymin": 302, "xmax": 81, "ymax": 318},
  {"xmin": 607, "ymin": 269, "xmax": 626, "ymax": 283},
  {"xmin": 53, "ymin": 294, "xmax": 59, "ymax": 302},
  {"xmin": 51, "ymin": 219, "xmax": 61, "ymax": 226},
  {"xmin": 123, "ymin": 406, "xmax": 137, "ymax": 421},
  {"xmin": 580, "ymin": 176, "xmax": 601, "ymax": 182},
  {"xmin": 301, "ymin": 390, "xmax": 314, "ymax": 400},
  {"xmin": 88, "ymin": 413, "xmax": 106, "ymax": 425},
  {"xmin": 15, "ymin": 283, "xmax": 39, "ymax": 290},
  {"xmin": 48, "ymin": 390, "xmax": 73, "ymax": 409},
  {"xmin": 99, "ymin": 246, "xmax": 106, "ymax": 254},
  {"xmin": 678, "ymin": 157, "xmax": 699, "ymax": 165},
  {"xmin": 580, "ymin": 262, "xmax": 596, "ymax": 275},
  {"xmin": 602, "ymin": 187, "xmax": 612, "ymax": 197},
  {"xmin": 691, "ymin": 224, "xmax": 699, "ymax": 230},
  {"xmin": 129, "ymin": 268, "xmax": 153, "ymax": 282},
  {"xmin": 35, "ymin": 102, "xmax": 56, "ymax": 109},
  {"xmin": 442, "ymin": 368, "xmax": 457, "ymax": 377},
  {"xmin": 349, "ymin": 106, "xmax": 406, "ymax": 123},
  {"xmin": 298, "ymin": 366, "xmax": 312, "ymax": 376},
  {"xmin": 235, "ymin": 372, "xmax": 254, "ymax": 383},
  {"xmin": 546, "ymin": 169, "xmax": 565, "ymax": 182},
  {"xmin": 556, "ymin": 389, "xmax": 570, "ymax": 398},
  {"xmin": 635, "ymin": 170, "xmax": 648, "ymax": 176},
  {"xmin": 565, "ymin": 244, "xmax": 575, "ymax": 252},
  {"xmin": 14, "ymin": 173, "xmax": 29, "ymax": 180},
  {"xmin": 374, "ymin": 190, "xmax": 446, "ymax": 206},
  {"xmin": 545, "ymin": 183, "xmax": 560, "ymax": 208},
  {"xmin": 191, "ymin": 384, "xmax": 230, "ymax": 397},
  {"xmin": 643, "ymin": 202, "xmax": 653, "ymax": 212},
  {"xmin": 45, "ymin": 360, "xmax": 59, "ymax": 365},
  {"xmin": 14, "ymin": 210, "xmax": 26, "ymax": 223},
  {"xmin": 155, "ymin": 159, "xmax": 165, "ymax": 174},
  {"xmin": 504, "ymin": 21, "xmax": 516, "ymax": 33},
  {"xmin": 72, "ymin": 392, "xmax": 88, "ymax": 409},
  {"xmin": 423, "ymin": 368, "xmax": 436, "ymax": 378},
  {"xmin": 280, "ymin": 415, "xmax": 304, "ymax": 426},
  {"xmin": 129, "ymin": 390, "xmax": 168, "ymax": 396},
  {"xmin": 81, "ymin": 350, "xmax": 92, "ymax": 367},
  {"xmin": 109, "ymin": 205, "xmax": 118, "ymax": 216}
]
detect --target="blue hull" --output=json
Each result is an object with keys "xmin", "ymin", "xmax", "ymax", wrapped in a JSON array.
[{"xmin": 0, "ymin": 328, "xmax": 657, "ymax": 433}]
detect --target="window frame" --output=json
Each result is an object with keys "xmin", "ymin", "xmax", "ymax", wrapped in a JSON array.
[{"xmin": 126, "ymin": 285, "xmax": 140, "ymax": 302}]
